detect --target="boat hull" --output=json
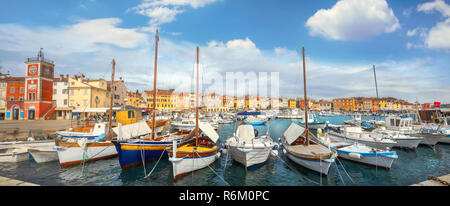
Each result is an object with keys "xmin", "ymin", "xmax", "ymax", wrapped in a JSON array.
[
  {"xmin": 439, "ymin": 135, "xmax": 450, "ymax": 144},
  {"xmin": 28, "ymin": 149, "xmax": 58, "ymax": 163},
  {"xmin": 55, "ymin": 141, "xmax": 117, "ymax": 167},
  {"xmin": 328, "ymin": 132, "xmax": 396, "ymax": 150},
  {"xmin": 228, "ymin": 146, "xmax": 271, "ymax": 167},
  {"xmin": 418, "ymin": 134, "xmax": 442, "ymax": 146},
  {"xmin": 0, "ymin": 148, "xmax": 29, "ymax": 162},
  {"xmin": 169, "ymin": 152, "xmax": 219, "ymax": 179},
  {"xmin": 335, "ymin": 149, "xmax": 396, "ymax": 169},
  {"xmin": 284, "ymin": 150, "xmax": 334, "ymax": 175},
  {"xmin": 392, "ymin": 138, "xmax": 422, "ymax": 150}
]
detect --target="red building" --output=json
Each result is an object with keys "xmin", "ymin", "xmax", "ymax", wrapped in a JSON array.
[
  {"xmin": 23, "ymin": 49, "xmax": 55, "ymax": 120},
  {"xmin": 6, "ymin": 77, "xmax": 25, "ymax": 120}
]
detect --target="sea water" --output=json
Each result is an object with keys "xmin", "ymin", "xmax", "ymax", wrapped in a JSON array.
[{"xmin": 0, "ymin": 115, "xmax": 448, "ymax": 186}]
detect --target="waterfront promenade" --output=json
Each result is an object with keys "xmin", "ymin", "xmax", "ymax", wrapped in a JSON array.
[
  {"xmin": 0, "ymin": 176, "xmax": 39, "ymax": 186},
  {"xmin": 0, "ymin": 120, "xmax": 72, "ymax": 141}
]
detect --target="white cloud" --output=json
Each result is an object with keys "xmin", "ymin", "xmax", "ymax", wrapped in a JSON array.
[
  {"xmin": 417, "ymin": 0, "xmax": 450, "ymax": 17},
  {"xmin": 425, "ymin": 18, "xmax": 450, "ymax": 49},
  {"xmin": 305, "ymin": 0, "xmax": 400, "ymax": 41},
  {"xmin": 129, "ymin": 0, "xmax": 218, "ymax": 31},
  {"xmin": 0, "ymin": 19, "xmax": 448, "ymax": 103},
  {"xmin": 415, "ymin": 0, "xmax": 450, "ymax": 50}
]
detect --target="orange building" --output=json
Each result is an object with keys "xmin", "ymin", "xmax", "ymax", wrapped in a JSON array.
[
  {"xmin": 332, "ymin": 98, "xmax": 354, "ymax": 112},
  {"xmin": 6, "ymin": 77, "xmax": 25, "ymax": 120}
]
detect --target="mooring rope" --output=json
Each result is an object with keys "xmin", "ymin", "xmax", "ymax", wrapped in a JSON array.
[
  {"xmin": 194, "ymin": 150, "xmax": 230, "ymax": 186},
  {"xmin": 274, "ymin": 150, "xmax": 321, "ymax": 186},
  {"xmin": 144, "ymin": 147, "xmax": 167, "ymax": 179}
]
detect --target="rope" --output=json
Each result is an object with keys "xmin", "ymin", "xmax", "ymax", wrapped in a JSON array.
[
  {"xmin": 274, "ymin": 150, "xmax": 321, "ymax": 185},
  {"xmin": 144, "ymin": 147, "xmax": 167, "ymax": 179},
  {"xmin": 333, "ymin": 160, "xmax": 345, "ymax": 186},
  {"xmin": 194, "ymin": 150, "xmax": 230, "ymax": 186},
  {"xmin": 427, "ymin": 176, "xmax": 450, "ymax": 186},
  {"xmin": 336, "ymin": 158, "xmax": 355, "ymax": 184}
]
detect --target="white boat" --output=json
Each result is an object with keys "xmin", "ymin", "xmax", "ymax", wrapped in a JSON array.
[
  {"xmin": 280, "ymin": 123, "xmax": 337, "ymax": 175},
  {"xmin": 344, "ymin": 113, "xmax": 362, "ymax": 126},
  {"xmin": 56, "ymin": 122, "xmax": 107, "ymax": 139},
  {"xmin": 0, "ymin": 147, "xmax": 29, "ymax": 162},
  {"xmin": 318, "ymin": 129, "xmax": 397, "ymax": 170},
  {"xmin": 55, "ymin": 138, "xmax": 117, "ymax": 167},
  {"xmin": 218, "ymin": 119, "xmax": 233, "ymax": 124},
  {"xmin": 225, "ymin": 125, "xmax": 275, "ymax": 167},
  {"xmin": 328, "ymin": 126, "xmax": 397, "ymax": 150},
  {"xmin": 385, "ymin": 116, "xmax": 441, "ymax": 146},
  {"xmin": 171, "ymin": 119, "xmax": 196, "ymax": 131},
  {"xmin": 374, "ymin": 129, "xmax": 423, "ymax": 150},
  {"xmin": 298, "ymin": 113, "xmax": 327, "ymax": 130},
  {"xmin": 276, "ymin": 109, "xmax": 304, "ymax": 119},
  {"xmin": 28, "ymin": 147, "xmax": 58, "ymax": 163}
]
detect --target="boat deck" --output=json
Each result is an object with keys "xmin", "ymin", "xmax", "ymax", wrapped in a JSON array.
[{"xmin": 289, "ymin": 144, "xmax": 332, "ymax": 156}]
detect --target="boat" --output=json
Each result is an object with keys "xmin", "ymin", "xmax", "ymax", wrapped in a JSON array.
[
  {"xmin": 276, "ymin": 109, "xmax": 304, "ymax": 119},
  {"xmin": 238, "ymin": 112, "xmax": 268, "ymax": 125},
  {"xmin": 171, "ymin": 119, "xmax": 196, "ymax": 131},
  {"xmin": 298, "ymin": 113, "xmax": 327, "ymax": 130},
  {"xmin": 279, "ymin": 46, "xmax": 337, "ymax": 176},
  {"xmin": 218, "ymin": 119, "xmax": 233, "ymax": 124},
  {"xmin": 317, "ymin": 129, "xmax": 397, "ymax": 170},
  {"xmin": 385, "ymin": 115, "xmax": 441, "ymax": 146},
  {"xmin": 54, "ymin": 59, "xmax": 119, "ymax": 168},
  {"xmin": 373, "ymin": 129, "xmax": 423, "ymax": 150},
  {"xmin": 55, "ymin": 122, "xmax": 107, "ymax": 139},
  {"xmin": 344, "ymin": 113, "xmax": 362, "ymax": 126},
  {"xmin": 0, "ymin": 147, "xmax": 29, "ymax": 162},
  {"xmin": 111, "ymin": 30, "xmax": 194, "ymax": 170},
  {"xmin": 168, "ymin": 46, "xmax": 220, "ymax": 179},
  {"xmin": 225, "ymin": 124, "xmax": 275, "ymax": 167},
  {"xmin": 28, "ymin": 147, "xmax": 59, "ymax": 163},
  {"xmin": 327, "ymin": 126, "xmax": 397, "ymax": 150}
]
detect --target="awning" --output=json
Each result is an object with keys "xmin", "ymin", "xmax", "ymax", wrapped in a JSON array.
[
  {"xmin": 72, "ymin": 107, "xmax": 122, "ymax": 113},
  {"xmin": 283, "ymin": 123, "xmax": 305, "ymax": 145},
  {"xmin": 236, "ymin": 125, "xmax": 255, "ymax": 142},
  {"xmin": 112, "ymin": 121, "xmax": 152, "ymax": 140},
  {"xmin": 199, "ymin": 122, "xmax": 219, "ymax": 143}
]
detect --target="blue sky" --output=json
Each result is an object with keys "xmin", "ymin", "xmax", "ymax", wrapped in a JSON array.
[{"xmin": 0, "ymin": 0, "xmax": 449, "ymax": 103}]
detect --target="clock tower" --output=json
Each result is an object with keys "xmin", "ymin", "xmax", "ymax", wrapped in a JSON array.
[{"xmin": 24, "ymin": 48, "xmax": 55, "ymax": 120}]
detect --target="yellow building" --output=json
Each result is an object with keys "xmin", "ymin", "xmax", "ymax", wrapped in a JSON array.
[
  {"xmin": 143, "ymin": 89, "xmax": 179, "ymax": 111},
  {"xmin": 288, "ymin": 99, "xmax": 297, "ymax": 108},
  {"xmin": 68, "ymin": 75, "xmax": 110, "ymax": 110},
  {"xmin": 126, "ymin": 91, "xmax": 145, "ymax": 108}
]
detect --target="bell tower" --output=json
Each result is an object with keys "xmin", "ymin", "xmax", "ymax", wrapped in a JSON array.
[{"xmin": 24, "ymin": 48, "xmax": 55, "ymax": 120}]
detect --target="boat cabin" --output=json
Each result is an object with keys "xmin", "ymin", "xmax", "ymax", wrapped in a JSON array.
[{"xmin": 115, "ymin": 106, "xmax": 143, "ymax": 126}]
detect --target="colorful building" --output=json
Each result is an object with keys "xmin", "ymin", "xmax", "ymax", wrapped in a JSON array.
[{"xmin": 5, "ymin": 77, "xmax": 25, "ymax": 120}]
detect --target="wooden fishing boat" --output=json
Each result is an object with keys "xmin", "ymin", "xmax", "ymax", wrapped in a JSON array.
[
  {"xmin": 28, "ymin": 147, "xmax": 59, "ymax": 163},
  {"xmin": 225, "ymin": 124, "xmax": 275, "ymax": 167},
  {"xmin": 168, "ymin": 46, "xmax": 221, "ymax": 179},
  {"xmin": 280, "ymin": 46, "xmax": 337, "ymax": 176},
  {"xmin": 0, "ymin": 147, "xmax": 29, "ymax": 162}
]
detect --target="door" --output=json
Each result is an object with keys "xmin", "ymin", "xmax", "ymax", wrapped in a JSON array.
[{"xmin": 28, "ymin": 109, "xmax": 35, "ymax": 120}]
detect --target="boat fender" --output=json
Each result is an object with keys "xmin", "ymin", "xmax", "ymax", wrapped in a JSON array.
[
  {"xmin": 348, "ymin": 153, "xmax": 362, "ymax": 159},
  {"xmin": 270, "ymin": 150, "xmax": 278, "ymax": 157},
  {"xmin": 282, "ymin": 149, "xmax": 287, "ymax": 155}
]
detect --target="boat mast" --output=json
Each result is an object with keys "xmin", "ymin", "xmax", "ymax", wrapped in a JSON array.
[
  {"xmin": 196, "ymin": 46, "xmax": 199, "ymax": 147},
  {"xmin": 302, "ymin": 46, "xmax": 309, "ymax": 146},
  {"xmin": 107, "ymin": 59, "xmax": 115, "ymax": 139},
  {"xmin": 152, "ymin": 29, "xmax": 159, "ymax": 140},
  {"xmin": 373, "ymin": 65, "xmax": 379, "ymax": 115}
]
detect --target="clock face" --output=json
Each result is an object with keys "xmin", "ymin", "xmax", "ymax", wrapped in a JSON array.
[{"xmin": 29, "ymin": 66, "xmax": 37, "ymax": 74}]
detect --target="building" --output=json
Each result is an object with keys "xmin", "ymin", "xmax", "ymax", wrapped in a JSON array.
[
  {"xmin": 318, "ymin": 99, "xmax": 332, "ymax": 111},
  {"xmin": 68, "ymin": 74, "xmax": 110, "ymax": 119},
  {"xmin": 23, "ymin": 49, "xmax": 55, "ymax": 120},
  {"xmin": 107, "ymin": 77, "xmax": 127, "ymax": 107},
  {"xmin": 143, "ymin": 89, "xmax": 179, "ymax": 111},
  {"xmin": 53, "ymin": 74, "xmax": 71, "ymax": 120},
  {"xmin": 332, "ymin": 98, "xmax": 354, "ymax": 112},
  {"xmin": 0, "ymin": 75, "xmax": 10, "ymax": 120},
  {"xmin": 5, "ymin": 77, "xmax": 25, "ymax": 120}
]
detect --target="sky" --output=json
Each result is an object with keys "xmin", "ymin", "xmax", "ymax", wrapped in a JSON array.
[{"xmin": 0, "ymin": 0, "xmax": 449, "ymax": 103}]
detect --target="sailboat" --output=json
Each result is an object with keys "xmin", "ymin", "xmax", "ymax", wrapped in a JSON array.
[
  {"xmin": 168, "ymin": 46, "xmax": 221, "ymax": 179},
  {"xmin": 111, "ymin": 30, "xmax": 193, "ymax": 169},
  {"xmin": 280, "ymin": 46, "xmax": 337, "ymax": 175},
  {"xmin": 54, "ymin": 59, "xmax": 119, "ymax": 167}
]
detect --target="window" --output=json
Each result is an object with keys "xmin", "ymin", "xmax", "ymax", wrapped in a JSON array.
[
  {"xmin": 64, "ymin": 82, "xmax": 68, "ymax": 86},
  {"xmin": 20, "ymin": 87, "xmax": 24, "ymax": 93},
  {"xmin": 9, "ymin": 97, "xmax": 14, "ymax": 101},
  {"xmin": 83, "ymin": 100, "xmax": 88, "ymax": 106},
  {"xmin": 71, "ymin": 82, "xmax": 74, "ymax": 85},
  {"xmin": 53, "ymin": 89, "xmax": 57, "ymax": 94},
  {"xmin": 128, "ymin": 111, "xmax": 135, "ymax": 119},
  {"xmin": 64, "ymin": 99, "xmax": 67, "ymax": 105},
  {"xmin": 62, "ymin": 89, "xmax": 68, "ymax": 94},
  {"xmin": 70, "ymin": 100, "xmax": 74, "ymax": 106},
  {"xmin": 71, "ymin": 90, "xmax": 74, "ymax": 95},
  {"xmin": 19, "ymin": 97, "xmax": 23, "ymax": 101},
  {"xmin": 84, "ymin": 89, "xmax": 88, "ymax": 95},
  {"xmin": 10, "ymin": 87, "xmax": 14, "ymax": 93}
]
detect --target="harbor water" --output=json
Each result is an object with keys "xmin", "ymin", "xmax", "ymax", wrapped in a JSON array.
[{"xmin": 0, "ymin": 115, "xmax": 448, "ymax": 186}]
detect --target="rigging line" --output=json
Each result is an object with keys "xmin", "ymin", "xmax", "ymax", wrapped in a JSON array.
[
  {"xmin": 144, "ymin": 147, "xmax": 167, "ymax": 179},
  {"xmin": 275, "ymin": 150, "xmax": 321, "ymax": 185},
  {"xmin": 336, "ymin": 157, "xmax": 355, "ymax": 184},
  {"xmin": 334, "ymin": 160, "xmax": 346, "ymax": 186},
  {"xmin": 194, "ymin": 150, "xmax": 230, "ymax": 186}
]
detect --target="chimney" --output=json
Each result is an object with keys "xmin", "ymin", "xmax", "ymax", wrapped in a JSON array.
[{"xmin": 60, "ymin": 74, "xmax": 63, "ymax": 80}]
